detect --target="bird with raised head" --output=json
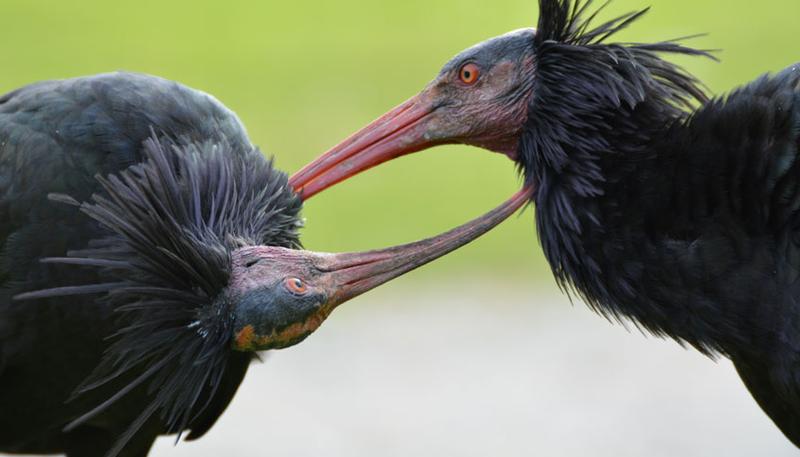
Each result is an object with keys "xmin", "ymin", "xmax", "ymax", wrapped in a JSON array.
[
  {"xmin": 289, "ymin": 0, "xmax": 800, "ymax": 447},
  {"xmin": 0, "ymin": 72, "xmax": 529, "ymax": 456}
]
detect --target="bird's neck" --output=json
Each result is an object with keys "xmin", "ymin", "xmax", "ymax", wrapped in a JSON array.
[{"xmin": 528, "ymin": 101, "xmax": 750, "ymax": 356}]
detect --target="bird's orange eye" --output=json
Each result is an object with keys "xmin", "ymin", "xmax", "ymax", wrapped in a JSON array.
[
  {"xmin": 459, "ymin": 63, "xmax": 480, "ymax": 85},
  {"xmin": 284, "ymin": 277, "xmax": 308, "ymax": 295}
]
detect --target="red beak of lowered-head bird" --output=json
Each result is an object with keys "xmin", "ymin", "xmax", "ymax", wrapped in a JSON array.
[{"xmin": 289, "ymin": 0, "xmax": 800, "ymax": 448}]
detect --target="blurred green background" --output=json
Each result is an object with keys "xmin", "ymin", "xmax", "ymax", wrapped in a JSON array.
[
  {"xmin": 1, "ymin": 0, "xmax": 798, "ymax": 283},
  {"xmin": 3, "ymin": 2, "xmax": 800, "ymax": 455}
]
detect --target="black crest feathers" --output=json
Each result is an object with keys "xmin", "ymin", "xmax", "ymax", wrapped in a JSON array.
[
  {"xmin": 532, "ymin": 0, "xmax": 712, "ymax": 120},
  {"xmin": 524, "ymin": 0, "xmax": 714, "ymax": 176},
  {"xmin": 18, "ymin": 136, "xmax": 303, "ymax": 454}
]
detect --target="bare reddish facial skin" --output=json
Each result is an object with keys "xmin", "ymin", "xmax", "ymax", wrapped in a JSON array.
[{"xmin": 457, "ymin": 57, "xmax": 534, "ymax": 159}]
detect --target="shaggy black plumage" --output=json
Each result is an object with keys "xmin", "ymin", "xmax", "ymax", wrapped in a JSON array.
[
  {"xmin": 522, "ymin": 0, "xmax": 713, "ymax": 320},
  {"xmin": 19, "ymin": 137, "xmax": 302, "ymax": 454}
]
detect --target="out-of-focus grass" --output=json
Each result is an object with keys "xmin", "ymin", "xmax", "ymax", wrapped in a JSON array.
[{"xmin": 1, "ymin": 0, "xmax": 797, "ymax": 280}]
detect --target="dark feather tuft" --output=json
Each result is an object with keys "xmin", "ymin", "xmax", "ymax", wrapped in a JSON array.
[{"xmin": 30, "ymin": 135, "xmax": 302, "ymax": 453}]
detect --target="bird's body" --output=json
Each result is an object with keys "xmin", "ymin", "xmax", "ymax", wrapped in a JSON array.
[
  {"xmin": 288, "ymin": 0, "xmax": 800, "ymax": 447},
  {"xmin": 531, "ymin": 63, "xmax": 800, "ymax": 444},
  {"xmin": 0, "ymin": 72, "xmax": 296, "ymax": 455}
]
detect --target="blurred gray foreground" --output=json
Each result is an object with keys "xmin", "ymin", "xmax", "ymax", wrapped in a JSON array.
[
  {"xmin": 14, "ymin": 279, "xmax": 798, "ymax": 456},
  {"xmin": 151, "ymin": 279, "xmax": 796, "ymax": 456}
]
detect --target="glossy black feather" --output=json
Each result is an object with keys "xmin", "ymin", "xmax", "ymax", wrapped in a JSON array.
[{"xmin": 521, "ymin": 0, "xmax": 800, "ymax": 446}]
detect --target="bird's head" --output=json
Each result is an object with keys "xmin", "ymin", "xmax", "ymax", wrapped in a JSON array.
[
  {"xmin": 290, "ymin": 0, "xmax": 710, "ymax": 198},
  {"xmin": 226, "ymin": 185, "xmax": 531, "ymax": 351},
  {"xmin": 289, "ymin": 28, "xmax": 535, "ymax": 197}
]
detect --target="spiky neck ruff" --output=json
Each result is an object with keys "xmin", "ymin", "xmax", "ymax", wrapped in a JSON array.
[
  {"xmin": 29, "ymin": 136, "xmax": 302, "ymax": 453},
  {"xmin": 517, "ymin": 0, "xmax": 771, "ymax": 355}
]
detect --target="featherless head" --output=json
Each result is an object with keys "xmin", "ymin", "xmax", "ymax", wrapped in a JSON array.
[{"xmin": 289, "ymin": 0, "xmax": 713, "ymax": 198}]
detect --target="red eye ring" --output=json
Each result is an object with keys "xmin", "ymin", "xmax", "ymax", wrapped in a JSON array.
[
  {"xmin": 459, "ymin": 63, "xmax": 480, "ymax": 85},
  {"xmin": 284, "ymin": 277, "xmax": 308, "ymax": 295}
]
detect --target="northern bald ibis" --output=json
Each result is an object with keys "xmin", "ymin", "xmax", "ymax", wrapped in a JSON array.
[
  {"xmin": 0, "ymin": 72, "xmax": 529, "ymax": 456},
  {"xmin": 289, "ymin": 0, "xmax": 800, "ymax": 446}
]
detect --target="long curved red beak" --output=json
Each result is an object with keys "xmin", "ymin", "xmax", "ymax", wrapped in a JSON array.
[
  {"xmin": 319, "ymin": 184, "xmax": 532, "ymax": 305},
  {"xmin": 289, "ymin": 93, "xmax": 442, "ymax": 200}
]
